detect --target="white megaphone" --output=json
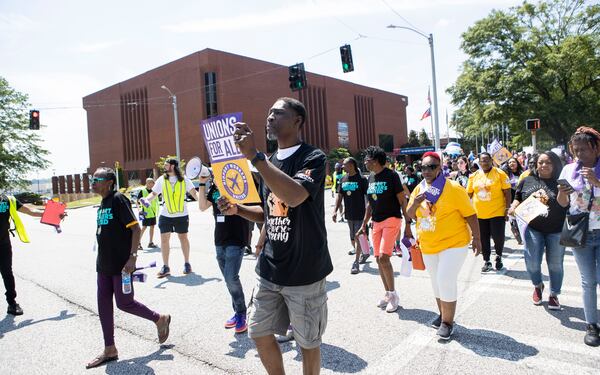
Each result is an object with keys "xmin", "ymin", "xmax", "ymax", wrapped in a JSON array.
[{"xmin": 185, "ymin": 156, "xmax": 210, "ymax": 179}]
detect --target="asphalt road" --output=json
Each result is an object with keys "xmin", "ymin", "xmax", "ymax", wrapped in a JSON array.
[{"xmin": 1, "ymin": 192, "xmax": 599, "ymax": 374}]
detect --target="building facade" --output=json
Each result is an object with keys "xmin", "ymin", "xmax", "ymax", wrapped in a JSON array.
[{"xmin": 83, "ymin": 48, "xmax": 408, "ymax": 182}]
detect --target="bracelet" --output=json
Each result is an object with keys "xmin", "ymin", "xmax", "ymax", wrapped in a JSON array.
[
  {"xmin": 130, "ymin": 253, "xmax": 137, "ymax": 258},
  {"xmin": 199, "ymin": 183, "xmax": 206, "ymax": 187}
]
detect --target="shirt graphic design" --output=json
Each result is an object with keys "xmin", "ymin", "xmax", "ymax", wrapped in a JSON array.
[
  {"xmin": 97, "ymin": 208, "xmax": 113, "ymax": 225},
  {"xmin": 341, "ymin": 181, "xmax": 359, "ymax": 195},
  {"xmin": 0, "ymin": 201, "xmax": 8, "ymax": 213},
  {"xmin": 267, "ymin": 192, "xmax": 291, "ymax": 243}
]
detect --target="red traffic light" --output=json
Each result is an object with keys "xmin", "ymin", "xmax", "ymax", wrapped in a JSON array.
[{"xmin": 32, "ymin": 111, "xmax": 39, "ymax": 118}]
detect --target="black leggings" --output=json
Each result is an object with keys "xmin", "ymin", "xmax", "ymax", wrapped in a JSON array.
[
  {"xmin": 0, "ymin": 241, "xmax": 16, "ymax": 305},
  {"xmin": 478, "ymin": 217, "xmax": 506, "ymax": 261}
]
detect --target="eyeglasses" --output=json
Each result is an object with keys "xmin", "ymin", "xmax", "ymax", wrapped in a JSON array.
[
  {"xmin": 91, "ymin": 177, "xmax": 108, "ymax": 184},
  {"xmin": 421, "ymin": 164, "xmax": 440, "ymax": 172}
]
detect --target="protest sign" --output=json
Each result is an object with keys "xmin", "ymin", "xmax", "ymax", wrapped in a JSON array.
[{"xmin": 200, "ymin": 113, "xmax": 261, "ymax": 203}]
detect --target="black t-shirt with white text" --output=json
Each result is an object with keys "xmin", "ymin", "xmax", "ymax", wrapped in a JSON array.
[
  {"xmin": 259, "ymin": 143, "xmax": 333, "ymax": 286},
  {"xmin": 0, "ymin": 195, "xmax": 23, "ymax": 244},
  {"xmin": 403, "ymin": 173, "xmax": 421, "ymax": 193},
  {"xmin": 367, "ymin": 168, "xmax": 403, "ymax": 222},
  {"xmin": 96, "ymin": 191, "xmax": 138, "ymax": 275},
  {"xmin": 337, "ymin": 173, "xmax": 368, "ymax": 220},
  {"xmin": 207, "ymin": 185, "xmax": 249, "ymax": 247},
  {"xmin": 515, "ymin": 176, "xmax": 567, "ymax": 233}
]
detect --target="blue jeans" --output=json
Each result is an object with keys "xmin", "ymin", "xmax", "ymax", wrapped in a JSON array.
[
  {"xmin": 215, "ymin": 245, "xmax": 246, "ymax": 314},
  {"xmin": 571, "ymin": 230, "xmax": 600, "ymax": 324},
  {"xmin": 523, "ymin": 228, "xmax": 565, "ymax": 295}
]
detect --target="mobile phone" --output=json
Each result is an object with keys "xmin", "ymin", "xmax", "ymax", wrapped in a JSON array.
[{"xmin": 556, "ymin": 179, "xmax": 573, "ymax": 189}]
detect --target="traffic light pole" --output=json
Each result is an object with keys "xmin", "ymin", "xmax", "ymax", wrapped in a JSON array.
[
  {"xmin": 387, "ymin": 25, "xmax": 441, "ymax": 152},
  {"xmin": 531, "ymin": 130, "xmax": 537, "ymax": 153},
  {"xmin": 161, "ymin": 85, "xmax": 181, "ymax": 162}
]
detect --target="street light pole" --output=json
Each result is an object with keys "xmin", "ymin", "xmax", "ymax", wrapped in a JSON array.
[
  {"xmin": 387, "ymin": 25, "xmax": 441, "ymax": 152},
  {"xmin": 161, "ymin": 85, "xmax": 181, "ymax": 162}
]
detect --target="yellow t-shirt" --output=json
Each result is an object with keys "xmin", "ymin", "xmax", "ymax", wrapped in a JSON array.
[
  {"xmin": 518, "ymin": 169, "xmax": 530, "ymax": 183},
  {"xmin": 466, "ymin": 167, "xmax": 511, "ymax": 219},
  {"xmin": 409, "ymin": 180, "xmax": 476, "ymax": 254}
]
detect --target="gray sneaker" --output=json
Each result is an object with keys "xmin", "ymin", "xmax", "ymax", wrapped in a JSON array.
[
  {"xmin": 431, "ymin": 315, "xmax": 442, "ymax": 329},
  {"xmin": 437, "ymin": 322, "xmax": 454, "ymax": 340},
  {"xmin": 351, "ymin": 261, "xmax": 359, "ymax": 274}
]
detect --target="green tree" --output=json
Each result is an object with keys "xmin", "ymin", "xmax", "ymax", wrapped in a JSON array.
[
  {"xmin": 407, "ymin": 130, "xmax": 420, "ymax": 147},
  {"xmin": 448, "ymin": 0, "xmax": 600, "ymax": 149},
  {"xmin": 418, "ymin": 129, "xmax": 432, "ymax": 146},
  {"xmin": 327, "ymin": 147, "xmax": 351, "ymax": 172},
  {"xmin": 0, "ymin": 77, "xmax": 50, "ymax": 191}
]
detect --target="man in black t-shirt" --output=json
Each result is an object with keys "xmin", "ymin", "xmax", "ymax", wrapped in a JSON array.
[
  {"xmin": 198, "ymin": 177, "xmax": 249, "ymax": 334},
  {"xmin": 333, "ymin": 157, "xmax": 368, "ymax": 274},
  {"xmin": 360, "ymin": 146, "xmax": 412, "ymax": 314},
  {"xmin": 0, "ymin": 194, "xmax": 44, "ymax": 316},
  {"xmin": 218, "ymin": 97, "xmax": 332, "ymax": 375}
]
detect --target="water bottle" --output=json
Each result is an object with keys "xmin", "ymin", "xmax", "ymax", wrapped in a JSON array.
[
  {"xmin": 121, "ymin": 271, "xmax": 132, "ymax": 294},
  {"xmin": 139, "ymin": 198, "xmax": 150, "ymax": 208},
  {"xmin": 138, "ymin": 210, "xmax": 146, "ymax": 221}
]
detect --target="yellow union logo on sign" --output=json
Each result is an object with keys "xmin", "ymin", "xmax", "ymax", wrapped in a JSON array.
[
  {"xmin": 212, "ymin": 160, "xmax": 260, "ymax": 204},
  {"xmin": 493, "ymin": 147, "xmax": 512, "ymax": 166}
]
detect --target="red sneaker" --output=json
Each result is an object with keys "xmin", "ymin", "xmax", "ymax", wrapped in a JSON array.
[
  {"xmin": 533, "ymin": 284, "xmax": 544, "ymax": 305},
  {"xmin": 548, "ymin": 295, "xmax": 561, "ymax": 310}
]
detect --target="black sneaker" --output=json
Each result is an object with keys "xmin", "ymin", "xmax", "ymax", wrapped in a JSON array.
[
  {"xmin": 348, "ymin": 249, "xmax": 356, "ymax": 255},
  {"xmin": 148, "ymin": 242, "xmax": 158, "ymax": 248},
  {"xmin": 495, "ymin": 257, "xmax": 503, "ymax": 271},
  {"xmin": 584, "ymin": 324, "xmax": 600, "ymax": 347},
  {"xmin": 431, "ymin": 315, "xmax": 442, "ymax": 329},
  {"xmin": 359, "ymin": 253, "xmax": 370, "ymax": 264},
  {"xmin": 437, "ymin": 322, "xmax": 454, "ymax": 340},
  {"xmin": 351, "ymin": 261, "xmax": 359, "ymax": 274},
  {"xmin": 243, "ymin": 246, "xmax": 252, "ymax": 255},
  {"xmin": 7, "ymin": 303, "xmax": 23, "ymax": 316},
  {"xmin": 481, "ymin": 261, "xmax": 493, "ymax": 273}
]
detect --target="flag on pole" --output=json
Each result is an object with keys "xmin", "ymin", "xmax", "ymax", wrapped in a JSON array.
[{"xmin": 420, "ymin": 88, "xmax": 431, "ymax": 121}]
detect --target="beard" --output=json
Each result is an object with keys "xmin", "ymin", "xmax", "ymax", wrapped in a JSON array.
[{"xmin": 266, "ymin": 126, "xmax": 278, "ymax": 141}]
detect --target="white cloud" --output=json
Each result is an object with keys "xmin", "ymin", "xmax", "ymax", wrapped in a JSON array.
[
  {"xmin": 161, "ymin": 1, "xmax": 383, "ymax": 33},
  {"xmin": 436, "ymin": 18, "xmax": 453, "ymax": 28},
  {"xmin": 76, "ymin": 40, "xmax": 125, "ymax": 53},
  {"xmin": 0, "ymin": 13, "xmax": 36, "ymax": 32}
]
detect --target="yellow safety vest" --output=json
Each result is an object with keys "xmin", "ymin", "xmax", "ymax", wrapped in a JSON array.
[
  {"xmin": 162, "ymin": 178, "xmax": 185, "ymax": 214},
  {"xmin": 141, "ymin": 189, "xmax": 158, "ymax": 219},
  {"xmin": 8, "ymin": 196, "xmax": 29, "ymax": 243}
]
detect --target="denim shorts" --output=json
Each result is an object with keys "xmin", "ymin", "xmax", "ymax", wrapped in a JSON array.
[{"xmin": 247, "ymin": 277, "xmax": 328, "ymax": 349}]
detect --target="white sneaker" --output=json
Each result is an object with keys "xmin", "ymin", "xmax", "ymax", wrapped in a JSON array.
[
  {"xmin": 386, "ymin": 291, "xmax": 399, "ymax": 313},
  {"xmin": 377, "ymin": 292, "xmax": 390, "ymax": 308}
]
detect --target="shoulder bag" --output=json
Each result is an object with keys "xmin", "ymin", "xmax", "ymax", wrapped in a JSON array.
[{"xmin": 560, "ymin": 189, "xmax": 595, "ymax": 248}]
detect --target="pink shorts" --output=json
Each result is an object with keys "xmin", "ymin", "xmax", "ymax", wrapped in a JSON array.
[{"xmin": 372, "ymin": 217, "xmax": 402, "ymax": 257}]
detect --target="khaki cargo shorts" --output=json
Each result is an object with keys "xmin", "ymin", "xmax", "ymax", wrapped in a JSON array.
[{"xmin": 247, "ymin": 276, "xmax": 328, "ymax": 349}]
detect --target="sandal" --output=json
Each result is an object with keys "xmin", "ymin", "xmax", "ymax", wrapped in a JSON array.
[
  {"xmin": 158, "ymin": 314, "xmax": 171, "ymax": 344},
  {"xmin": 85, "ymin": 354, "xmax": 118, "ymax": 369}
]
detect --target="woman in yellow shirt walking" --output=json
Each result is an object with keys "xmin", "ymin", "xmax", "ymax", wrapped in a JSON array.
[
  {"xmin": 467, "ymin": 152, "xmax": 512, "ymax": 273},
  {"xmin": 407, "ymin": 152, "xmax": 481, "ymax": 340}
]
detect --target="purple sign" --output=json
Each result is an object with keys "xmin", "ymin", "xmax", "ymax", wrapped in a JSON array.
[{"xmin": 200, "ymin": 112, "xmax": 243, "ymax": 163}]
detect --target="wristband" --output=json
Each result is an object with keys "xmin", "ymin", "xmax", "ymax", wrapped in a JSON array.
[
  {"xmin": 199, "ymin": 183, "xmax": 206, "ymax": 187},
  {"xmin": 130, "ymin": 253, "xmax": 137, "ymax": 258}
]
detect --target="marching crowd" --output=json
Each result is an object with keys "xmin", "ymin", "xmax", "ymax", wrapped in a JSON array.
[{"xmin": 1, "ymin": 96, "xmax": 599, "ymax": 374}]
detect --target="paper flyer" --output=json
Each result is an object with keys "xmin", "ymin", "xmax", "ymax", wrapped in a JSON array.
[{"xmin": 200, "ymin": 112, "xmax": 261, "ymax": 203}]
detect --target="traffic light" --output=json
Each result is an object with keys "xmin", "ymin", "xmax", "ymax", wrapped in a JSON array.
[
  {"xmin": 340, "ymin": 44, "xmax": 354, "ymax": 73},
  {"xmin": 288, "ymin": 63, "xmax": 307, "ymax": 92},
  {"xmin": 29, "ymin": 110, "xmax": 40, "ymax": 130},
  {"xmin": 526, "ymin": 118, "xmax": 540, "ymax": 130}
]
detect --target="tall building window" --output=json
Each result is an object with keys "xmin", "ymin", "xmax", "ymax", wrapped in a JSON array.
[
  {"xmin": 379, "ymin": 134, "xmax": 394, "ymax": 152},
  {"xmin": 204, "ymin": 72, "xmax": 218, "ymax": 118}
]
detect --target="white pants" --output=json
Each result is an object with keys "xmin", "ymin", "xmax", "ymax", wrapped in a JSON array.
[{"xmin": 422, "ymin": 246, "xmax": 468, "ymax": 302}]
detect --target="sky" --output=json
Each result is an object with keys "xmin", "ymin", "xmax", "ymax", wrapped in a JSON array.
[{"xmin": 0, "ymin": 0, "xmax": 522, "ymax": 178}]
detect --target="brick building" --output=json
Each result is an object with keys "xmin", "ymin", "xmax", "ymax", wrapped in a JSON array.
[{"xmin": 83, "ymin": 48, "xmax": 408, "ymax": 182}]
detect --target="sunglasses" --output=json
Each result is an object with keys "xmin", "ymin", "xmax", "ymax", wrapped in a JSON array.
[
  {"xmin": 91, "ymin": 177, "xmax": 108, "ymax": 184},
  {"xmin": 421, "ymin": 164, "xmax": 440, "ymax": 172}
]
